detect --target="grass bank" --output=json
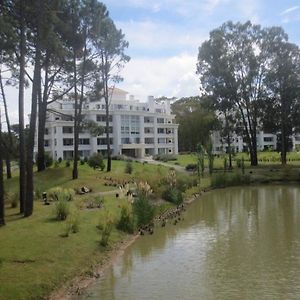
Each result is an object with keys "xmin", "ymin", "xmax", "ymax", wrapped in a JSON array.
[{"xmin": 0, "ymin": 160, "xmax": 186, "ymax": 300}]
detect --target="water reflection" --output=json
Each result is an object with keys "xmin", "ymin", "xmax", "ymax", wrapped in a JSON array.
[{"xmin": 75, "ymin": 185, "xmax": 300, "ymax": 300}]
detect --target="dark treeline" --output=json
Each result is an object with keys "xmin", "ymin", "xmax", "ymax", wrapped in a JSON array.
[{"xmin": 0, "ymin": 0, "xmax": 129, "ymax": 223}]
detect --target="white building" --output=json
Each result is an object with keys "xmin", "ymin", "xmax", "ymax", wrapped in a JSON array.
[
  {"xmin": 212, "ymin": 129, "xmax": 300, "ymax": 154},
  {"xmin": 42, "ymin": 88, "xmax": 179, "ymax": 160}
]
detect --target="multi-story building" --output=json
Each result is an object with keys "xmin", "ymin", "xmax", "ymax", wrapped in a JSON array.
[
  {"xmin": 42, "ymin": 88, "xmax": 179, "ymax": 160},
  {"xmin": 212, "ymin": 129, "xmax": 300, "ymax": 154}
]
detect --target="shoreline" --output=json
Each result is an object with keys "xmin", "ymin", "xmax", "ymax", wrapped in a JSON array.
[
  {"xmin": 49, "ymin": 194, "xmax": 200, "ymax": 300},
  {"xmin": 48, "ymin": 181, "xmax": 299, "ymax": 299}
]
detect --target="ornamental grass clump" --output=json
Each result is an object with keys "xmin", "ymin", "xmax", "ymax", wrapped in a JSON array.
[
  {"xmin": 162, "ymin": 170, "xmax": 183, "ymax": 205},
  {"xmin": 63, "ymin": 209, "xmax": 80, "ymax": 237},
  {"xmin": 133, "ymin": 181, "xmax": 154, "ymax": 227},
  {"xmin": 116, "ymin": 204, "xmax": 134, "ymax": 234}
]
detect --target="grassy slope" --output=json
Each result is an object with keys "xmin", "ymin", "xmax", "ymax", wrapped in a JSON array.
[{"xmin": 0, "ymin": 161, "xmax": 175, "ymax": 300}]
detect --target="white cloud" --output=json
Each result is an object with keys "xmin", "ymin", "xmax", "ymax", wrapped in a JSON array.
[
  {"xmin": 117, "ymin": 19, "xmax": 207, "ymax": 53},
  {"xmin": 280, "ymin": 6, "xmax": 300, "ymax": 15},
  {"xmin": 280, "ymin": 5, "xmax": 300, "ymax": 23},
  {"xmin": 118, "ymin": 53, "xmax": 200, "ymax": 100}
]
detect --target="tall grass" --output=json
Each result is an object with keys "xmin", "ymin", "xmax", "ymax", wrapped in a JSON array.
[{"xmin": 211, "ymin": 172, "xmax": 250, "ymax": 188}]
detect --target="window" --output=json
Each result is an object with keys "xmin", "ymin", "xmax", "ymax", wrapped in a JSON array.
[
  {"xmin": 145, "ymin": 138, "xmax": 154, "ymax": 144},
  {"xmin": 45, "ymin": 128, "xmax": 49, "ymax": 135},
  {"xmin": 264, "ymin": 137, "xmax": 273, "ymax": 142},
  {"xmin": 54, "ymin": 127, "xmax": 56, "ymax": 134},
  {"xmin": 96, "ymin": 114, "xmax": 112, "ymax": 122},
  {"xmin": 44, "ymin": 140, "xmax": 49, "ymax": 147},
  {"xmin": 54, "ymin": 139, "xmax": 57, "ymax": 146},
  {"xmin": 157, "ymin": 118, "xmax": 164, "ymax": 123},
  {"xmin": 157, "ymin": 128, "xmax": 165, "ymax": 134},
  {"xmin": 63, "ymin": 138, "xmax": 73, "ymax": 146},
  {"xmin": 158, "ymin": 138, "xmax": 165, "ymax": 144},
  {"xmin": 79, "ymin": 138, "xmax": 90, "ymax": 145},
  {"xmin": 63, "ymin": 126, "xmax": 73, "ymax": 134},
  {"xmin": 97, "ymin": 138, "xmax": 113, "ymax": 145},
  {"xmin": 121, "ymin": 137, "xmax": 130, "ymax": 144}
]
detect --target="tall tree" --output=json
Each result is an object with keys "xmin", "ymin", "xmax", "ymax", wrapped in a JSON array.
[
  {"xmin": 0, "ymin": 110, "xmax": 5, "ymax": 226},
  {"xmin": 197, "ymin": 21, "xmax": 278, "ymax": 166},
  {"xmin": 171, "ymin": 96, "xmax": 218, "ymax": 152},
  {"xmin": 260, "ymin": 32, "xmax": 300, "ymax": 164},
  {"xmin": 95, "ymin": 18, "xmax": 130, "ymax": 172}
]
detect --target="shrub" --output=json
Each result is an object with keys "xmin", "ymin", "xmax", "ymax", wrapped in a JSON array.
[
  {"xmin": 211, "ymin": 173, "xmax": 250, "ymax": 188},
  {"xmin": 9, "ymin": 193, "xmax": 19, "ymax": 208},
  {"xmin": 58, "ymin": 157, "xmax": 62, "ymax": 163},
  {"xmin": 54, "ymin": 161, "xmax": 60, "ymax": 168},
  {"xmin": 125, "ymin": 161, "xmax": 133, "ymax": 174},
  {"xmin": 185, "ymin": 164, "xmax": 197, "ymax": 171},
  {"xmin": 111, "ymin": 154, "xmax": 127, "ymax": 161},
  {"xmin": 133, "ymin": 195, "xmax": 154, "ymax": 227},
  {"xmin": 153, "ymin": 154, "xmax": 177, "ymax": 162},
  {"xmin": 116, "ymin": 204, "xmax": 134, "ymax": 234},
  {"xmin": 100, "ymin": 221, "xmax": 113, "ymax": 247},
  {"xmin": 88, "ymin": 153, "xmax": 105, "ymax": 170},
  {"xmin": 44, "ymin": 152, "xmax": 53, "ymax": 168},
  {"xmin": 48, "ymin": 187, "xmax": 75, "ymax": 202},
  {"xmin": 162, "ymin": 188, "xmax": 183, "ymax": 205},
  {"xmin": 80, "ymin": 159, "xmax": 85, "ymax": 165},
  {"xmin": 63, "ymin": 210, "xmax": 80, "ymax": 236},
  {"xmin": 54, "ymin": 198, "xmax": 70, "ymax": 221},
  {"xmin": 65, "ymin": 160, "xmax": 71, "ymax": 167},
  {"xmin": 84, "ymin": 156, "xmax": 88, "ymax": 163}
]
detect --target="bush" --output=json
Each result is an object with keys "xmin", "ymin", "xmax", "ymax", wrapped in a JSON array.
[
  {"xmin": 100, "ymin": 221, "xmax": 113, "ymax": 247},
  {"xmin": 9, "ymin": 193, "xmax": 19, "ymax": 208},
  {"xmin": 80, "ymin": 159, "xmax": 85, "ymax": 165},
  {"xmin": 48, "ymin": 187, "xmax": 75, "ymax": 202},
  {"xmin": 116, "ymin": 205, "xmax": 134, "ymax": 234},
  {"xmin": 162, "ymin": 188, "xmax": 183, "ymax": 205},
  {"xmin": 125, "ymin": 161, "xmax": 133, "ymax": 174},
  {"xmin": 45, "ymin": 152, "xmax": 53, "ymax": 168},
  {"xmin": 54, "ymin": 161, "xmax": 60, "ymax": 168},
  {"xmin": 185, "ymin": 163, "xmax": 197, "ymax": 171},
  {"xmin": 211, "ymin": 173, "xmax": 250, "ymax": 188},
  {"xmin": 65, "ymin": 160, "xmax": 71, "ymax": 167},
  {"xmin": 88, "ymin": 153, "xmax": 105, "ymax": 170},
  {"xmin": 58, "ymin": 157, "xmax": 62, "ymax": 163},
  {"xmin": 133, "ymin": 195, "xmax": 154, "ymax": 227},
  {"xmin": 153, "ymin": 154, "xmax": 177, "ymax": 162},
  {"xmin": 54, "ymin": 198, "xmax": 70, "ymax": 221},
  {"xmin": 63, "ymin": 210, "xmax": 80, "ymax": 236}
]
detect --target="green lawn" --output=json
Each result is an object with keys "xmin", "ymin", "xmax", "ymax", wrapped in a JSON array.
[{"xmin": 0, "ymin": 160, "xmax": 179, "ymax": 300}]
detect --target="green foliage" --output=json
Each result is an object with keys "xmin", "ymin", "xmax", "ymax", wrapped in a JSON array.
[
  {"xmin": 196, "ymin": 143, "xmax": 205, "ymax": 177},
  {"xmin": 80, "ymin": 159, "xmax": 85, "ymax": 165},
  {"xmin": 116, "ymin": 204, "xmax": 134, "ymax": 234},
  {"xmin": 54, "ymin": 161, "xmax": 60, "ymax": 168},
  {"xmin": 65, "ymin": 160, "xmax": 71, "ymax": 167},
  {"xmin": 224, "ymin": 157, "xmax": 228, "ymax": 172},
  {"xmin": 185, "ymin": 163, "xmax": 197, "ymax": 171},
  {"xmin": 100, "ymin": 221, "xmax": 113, "ymax": 247},
  {"xmin": 162, "ymin": 188, "xmax": 183, "ymax": 205},
  {"xmin": 211, "ymin": 173, "xmax": 250, "ymax": 188},
  {"xmin": 133, "ymin": 195, "xmax": 155, "ymax": 228},
  {"xmin": 48, "ymin": 187, "xmax": 75, "ymax": 202},
  {"xmin": 125, "ymin": 161, "xmax": 133, "ymax": 174},
  {"xmin": 153, "ymin": 154, "xmax": 177, "ymax": 162},
  {"xmin": 44, "ymin": 152, "xmax": 53, "ymax": 168},
  {"xmin": 88, "ymin": 153, "xmax": 105, "ymax": 170},
  {"xmin": 63, "ymin": 209, "xmax": 80, "ymax": 237},
  {"xmin": 54, "ymin": 199, "xmax": 70, "ymax": 221}
]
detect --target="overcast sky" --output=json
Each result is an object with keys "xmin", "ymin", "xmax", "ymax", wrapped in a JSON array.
[{"xmin": 2, "ymin": 0, "xmax": 300, "ymax": 124}]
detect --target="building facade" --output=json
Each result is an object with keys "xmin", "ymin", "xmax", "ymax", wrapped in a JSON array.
[
  {"xmin": 212, "ymin": 130, "xmax": 300, "ymax": 154},
  {"xmin": 42, "ymin": 88, "xmax": 179, "ymax": 160}
]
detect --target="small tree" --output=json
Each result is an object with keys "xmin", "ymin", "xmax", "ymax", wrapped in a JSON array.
[
  {"xmin": 196, "ymin": 143, "xmax": 205, "ymax": 179},
  {"xmin": 205, "ymin": 138, "xmax": 214, "ymax": 175},
  {"xmin": 88, "ymin": 153, "xmax": 105, "ymax": 170}
]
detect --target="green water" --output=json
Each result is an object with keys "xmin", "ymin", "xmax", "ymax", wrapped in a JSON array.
[{"xmin": 75, "ymin": 185, "xmax": 300, "ymax": 300}]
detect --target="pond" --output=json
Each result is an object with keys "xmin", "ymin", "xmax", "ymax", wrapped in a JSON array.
[{"xmin": 75, "ymin": 185, "xmax": 300, "ymax": 300}]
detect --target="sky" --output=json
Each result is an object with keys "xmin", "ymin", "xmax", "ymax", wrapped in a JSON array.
[
  {"xmin": 2, "ymin": 0, "xmax": 300, "ymax": 124},
  {"xmin": 106, "ymin": 0, "xmax": 300, "ymax": 100}
]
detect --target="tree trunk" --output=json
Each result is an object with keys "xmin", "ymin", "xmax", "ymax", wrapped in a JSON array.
[
  {"xmin": 5, "ymin": 155, "xmax": 11, "ymax": 179},
  {"xmin": 227, "ymin": 133, "xmax": 232, "ymax": 169},
  {"xmin": 18, "ymin": 0, "xmax": 26, "ymax": 214},
  {"xmin": 25, "ymin": 3, "xmax": 42, "ymax": 217},
  {"xmin": 0, "ymin": 113, "xmax": 5, "ymax": 226},
  {"xmin": 281, "ymin": 120, "xmax": 287, "ymax": 165},
  {"xmin": 37, "ymin": 101, "xmax": 47, "ymax": 171},
  {"xmin": 0, "ymin": 70, "xmax": 13, "ymax": 179},
  {"xmin": 105, "ymin": 95, "xmax": 111, "ymax": 172},
  {"xmin": 72, "ymin": 46, "xmax": 79, "ymax": 180}
]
